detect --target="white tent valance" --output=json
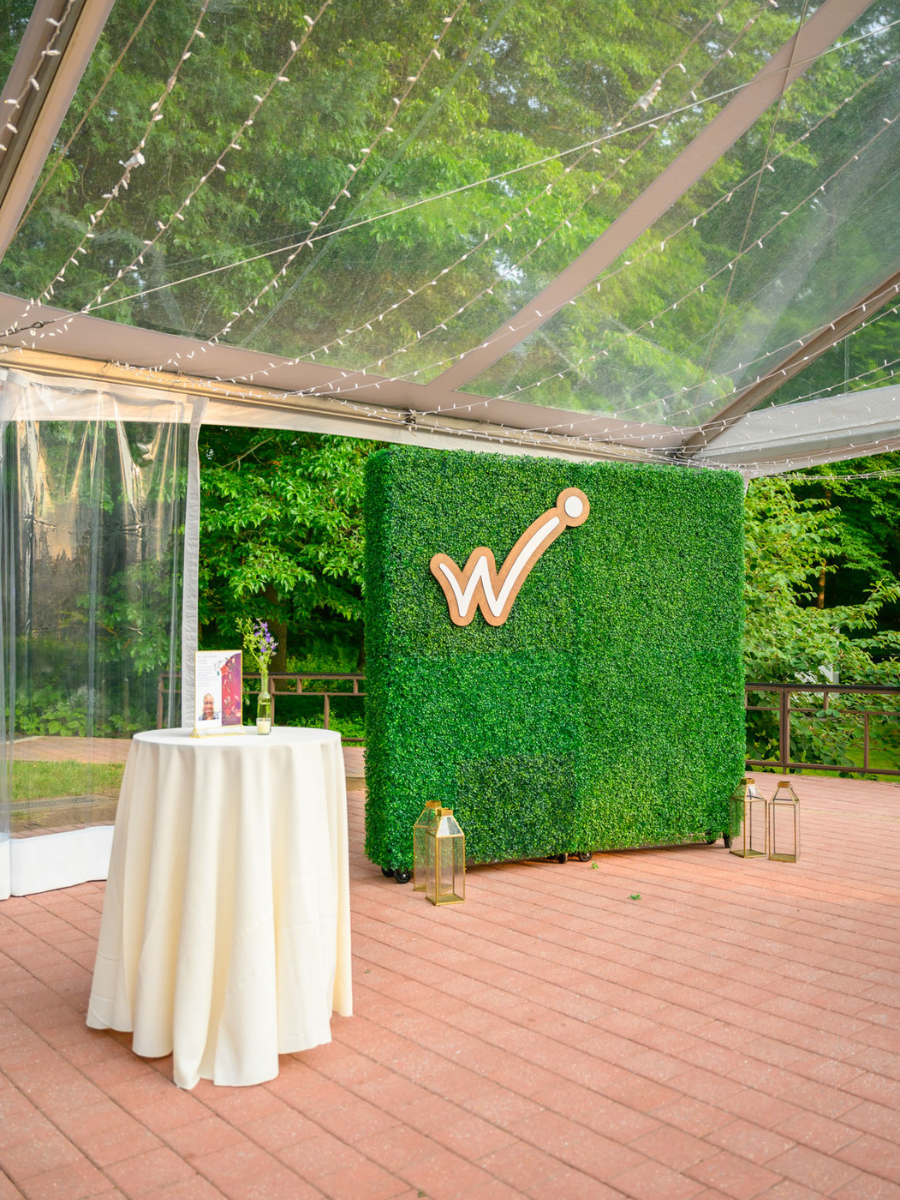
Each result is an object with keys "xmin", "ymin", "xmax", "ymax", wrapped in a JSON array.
[{"xmin": 693, "ymin": 383, "xmax": 900, "ymax": 476}]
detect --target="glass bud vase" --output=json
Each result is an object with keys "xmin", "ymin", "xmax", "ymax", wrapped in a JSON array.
[{"xmin": 256, "ymin": 667, "xmax": 272, "ymax": 734}]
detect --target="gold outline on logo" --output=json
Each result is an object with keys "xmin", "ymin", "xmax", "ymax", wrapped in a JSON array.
[{"xmin": 429, "ymin": 487, "xmax": 590, "ymax": 627}]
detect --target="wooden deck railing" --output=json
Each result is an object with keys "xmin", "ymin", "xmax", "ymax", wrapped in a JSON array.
[
  {"xmin": 157, "ymin": 672, "xmax": 365, "ymax": 743},
  {"xmin": 159, "ymin": 673, "xmax": 900, "ymax": 769},
  {"xmin": 746, "ymin": 682, "xmax": 900, "ymax": 776}
]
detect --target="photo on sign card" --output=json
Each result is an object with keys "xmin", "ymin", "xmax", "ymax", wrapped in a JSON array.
[{"xmin": 193, "ymin": 651, "xmax": 243, "ymax": 736}]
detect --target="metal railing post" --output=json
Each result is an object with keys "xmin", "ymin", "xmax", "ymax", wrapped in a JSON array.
[{"xmin": 779, "ymin": 687, "xmax": 790, "ymax": 772}]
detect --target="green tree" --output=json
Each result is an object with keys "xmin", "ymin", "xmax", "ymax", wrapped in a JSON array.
[
  {"xmin": 744, "ymin": 473, "xmax": 900, "ymax": 685},
  {"xmin": 744, "ymin": 468, "xmax": 900, "ymax": 771},
  {"xmin": 198, "ymin": 426, "xmax": 374, "ymax": 669}
]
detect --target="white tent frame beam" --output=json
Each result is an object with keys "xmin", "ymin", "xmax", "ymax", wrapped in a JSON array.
[
  {"xmin": 692, "ymin": 381, "xmax": 900, "ymax": 477},
  {"xmin": 0, "ymin": 0, "xmax": 889, "ymax": 477},
  {"xmin": 431, "ymin": 0, "xmax": 876, "ymax": 394},
  {"xmin": 0, "ymin": 0, "xmax": 116, "ymax": 256},
  {"xmin": 0, "ymin": 291, "xmax": 684, "ymax": 457},
  {"xmin": 1, "ymin": 342, "xmax": 681, "ymax": 466}
]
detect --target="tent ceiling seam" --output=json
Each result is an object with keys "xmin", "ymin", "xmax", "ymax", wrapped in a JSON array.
[{"xmin": 685, "ymin": 265, "xmax": 900, "ymax": 455}]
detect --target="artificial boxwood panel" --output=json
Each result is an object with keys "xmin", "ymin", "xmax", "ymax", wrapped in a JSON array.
[{"xmin": 364, "ymin": 446, "xmax": 745, "ymax": 871}]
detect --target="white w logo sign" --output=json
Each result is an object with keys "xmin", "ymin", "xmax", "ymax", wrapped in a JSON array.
[{"xmin": 430, "ymin": 488, "xmax": 590, "ymax": 627}]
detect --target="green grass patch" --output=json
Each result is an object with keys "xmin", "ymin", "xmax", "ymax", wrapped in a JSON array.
[{"xmin": 11, "ymin": 761, "xmax": 125, "ymax": 801}]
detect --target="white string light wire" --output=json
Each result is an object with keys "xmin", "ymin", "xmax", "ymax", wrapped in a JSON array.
[
  {"xmin": 485, "ymin": 86, "xmax": 900, "ymax": 430},
  {"xmin": 239, "ymin": 0, "xmax": 754, "ymax": 356},
  {"xmin": 24, "ymin": 3, "xmax": 891, "ymax": 348},
  {"xmin": 12, "ymin": 0, "xmax": 162, "ymax": 237},
  {"xmin": 2, "ymin": 0, "xmax": 898, "ymax": 480},
  {"xmin": 0, "ymin": 0, "xmax": 333, "ymax": 347},
  {"xmin": 15, "ymin": 0, "xmax": 213, "ymax": 339},
  {"xmin": 196, "ymin": 38, "xmax": 898, "ymax": 410},
  {"xmin": 272, "ymin": 101, "xmax": 899, "ymax": 437},
  {"xmin": 8, "ymin": 308, "xmax": 892, "ymax": 479},
  {"xmin": 634, "ymin": 336, "xmax": 900, "ymax": 460},
  {"xmin": 115, "ymin": 0, "xmax": 780, "ymax": 389},
  {"xmin": 286, "ymin": 0, "xmax": 762, "ymax": 370},
  {"xmin": 79, "ymin": 0, "xmax": 334, "ymax": 322}
]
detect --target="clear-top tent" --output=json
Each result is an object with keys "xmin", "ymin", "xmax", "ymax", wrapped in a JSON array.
[
  {"xmin": 0, "ymin": 0, "xmax": 899, "ymax": 475},
  {"xmin": 2, "ymin": 0, "xmax": 900, "ymax": 898}
]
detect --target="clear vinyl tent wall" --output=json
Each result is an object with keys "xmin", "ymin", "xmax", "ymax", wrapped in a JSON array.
[{"xmin": 0, "ymin": 368, "xmax": 198, "ymax": 898}]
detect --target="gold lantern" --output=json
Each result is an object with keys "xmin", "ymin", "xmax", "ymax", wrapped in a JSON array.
[
  {"xmin": 413, "ymin": 801, "xmax": 442, "ymax": 891},
  {"xmin": 419, "ymin": 807, "xmax": 465, "ymax": 906},
  {"xmin": 769, "ymin": 779, "xmax": 800, "ymax": 862},
  {"xmin": 729, "ymin": 777, "xmax": 768, "ymax": 858}
]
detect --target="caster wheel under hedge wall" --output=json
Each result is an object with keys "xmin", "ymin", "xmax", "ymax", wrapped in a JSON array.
[{"xmin": 394, "ymin": 870, "xmax": 412, "ymax": 884}]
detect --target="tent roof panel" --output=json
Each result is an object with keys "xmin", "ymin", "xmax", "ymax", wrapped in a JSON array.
[{"xmin": 1, "ymin": 0, "xmax": 897, "ymax": 473}]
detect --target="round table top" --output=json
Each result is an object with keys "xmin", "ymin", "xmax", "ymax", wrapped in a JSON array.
[{"xmin": 133, "ymin": 726, "xmax": 343, "ymax": 750}]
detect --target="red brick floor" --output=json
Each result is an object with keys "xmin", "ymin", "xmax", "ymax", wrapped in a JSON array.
[{"xmin": 1, "ymin": 772, "xmax": 899, "ymax": 1200}]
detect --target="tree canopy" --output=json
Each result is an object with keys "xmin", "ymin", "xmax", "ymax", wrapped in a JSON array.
[
  {"xmin": 4, "ymin": 0, "xmax": 900, "ymax": 759},
  {"xmin": 198, "ymin": 425, "xmax": 372, "ymax": 670}
]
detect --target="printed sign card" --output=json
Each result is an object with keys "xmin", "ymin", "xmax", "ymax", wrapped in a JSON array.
[{"xmin": 192, "ymin": 650, "xmax": 244, "ymax": 736}]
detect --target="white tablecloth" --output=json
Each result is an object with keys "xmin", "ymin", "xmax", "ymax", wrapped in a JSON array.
[{"xmin": 87, "ymin": 727, "xmax": 352, "ymax": 1089}]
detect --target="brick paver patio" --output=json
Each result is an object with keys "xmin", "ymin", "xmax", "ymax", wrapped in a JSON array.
[{"xmin": 1, "ymin": 771, "xmax": 899, "ymax": 1200}]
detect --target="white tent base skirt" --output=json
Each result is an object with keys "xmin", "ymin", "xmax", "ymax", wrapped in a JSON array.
[{"xmin": 7, "ymin": 826, "xmax": 113, "ymax": 897}]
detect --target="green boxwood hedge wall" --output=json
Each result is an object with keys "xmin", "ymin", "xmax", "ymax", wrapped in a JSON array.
[{"xmin": 364, "ymin": 446, "xmax": 745, "ymax": 872}]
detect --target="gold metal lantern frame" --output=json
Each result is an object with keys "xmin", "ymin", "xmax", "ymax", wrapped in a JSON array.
[
  {"xmin": 419, "ymin": 807, "xmax": 465, "ymax": 906},
  {"xmin": 730, "ymin": 777, "xmax": 768, "ymax": 859},
  {"xmin": 769, "ymin": 779, "xmax": 800, "ymax": 862},
  {"xmin": 413, "ymin": 801, "xmax": 442, "ymax": 891}
]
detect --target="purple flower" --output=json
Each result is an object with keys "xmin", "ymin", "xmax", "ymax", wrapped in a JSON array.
[{"xmin": 241, "ymin": 616, "xmax": 278, "ymax": 670}]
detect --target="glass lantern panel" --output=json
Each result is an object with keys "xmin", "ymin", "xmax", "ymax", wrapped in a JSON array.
[
  {"xmin": 413, "ymin": 802, "xmax": 441, "ymax": 891},
  {"xmin": 730, "ymin": 781, "xmax": 768, "ymax": 858},
  {"xmin": 426, "ymin": 810, "xmax": 465, "ymax": 905},
  {"xmin": 769, "ymin": 793, "xmax": 799, "ymax": 861},
  {"xmin": 745, "ymin": 798, "xmax": 767, "ymax": 857}
]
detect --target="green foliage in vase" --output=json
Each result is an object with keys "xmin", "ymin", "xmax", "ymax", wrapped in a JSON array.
[{"xmin": 364, "ymin": 446, "xmax": 745, "ymax": 872}]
